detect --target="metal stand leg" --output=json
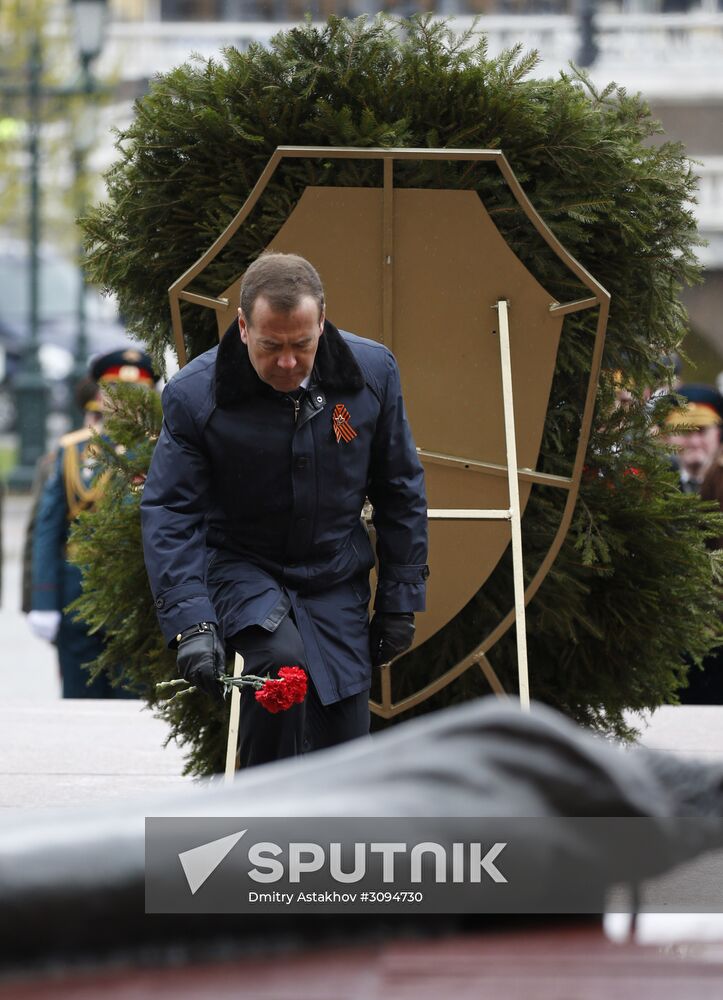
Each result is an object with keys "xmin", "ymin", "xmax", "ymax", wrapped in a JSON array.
[
  {"xmin": 478, "ymin": 653, "xmax": 509, "ymax": 700},
  {"xmin": 496, "ymin": 299, "xmax": 530, "ymax": 710},
  {"xmin": 224, "ymin": 652, "xmax": 244, "ymax": 783}
]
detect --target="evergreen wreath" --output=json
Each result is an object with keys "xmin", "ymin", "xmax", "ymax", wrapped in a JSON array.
[{"xmin": 71, "ymin": 16, "xmax": 722, "ymax": 775}]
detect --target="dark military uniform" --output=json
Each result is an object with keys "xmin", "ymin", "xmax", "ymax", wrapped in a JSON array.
[
  {"xmin": 665, "ymin": 383, "xmax": 723, "ymax": 704},
  {"xmin": 29, "ymin": 349, "xmax": 157, "ymax": 698},
  {"xmin": 30, "ymin": 427, "xmax": 126, "ymax": 697}
]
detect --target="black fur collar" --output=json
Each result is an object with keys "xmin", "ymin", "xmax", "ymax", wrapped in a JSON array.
[{"xmin": 215, "ymin": 318, "xmax": 365, "ymax": 408}]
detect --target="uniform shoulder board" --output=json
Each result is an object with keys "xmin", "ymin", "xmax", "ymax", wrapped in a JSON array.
[{"xmin": 58, "ymin": 427, "xmax": 94, "ymax": 449}]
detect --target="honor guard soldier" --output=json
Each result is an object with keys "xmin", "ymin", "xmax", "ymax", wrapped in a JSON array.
[
  {"xmin": 663, "ymin": 383, "xmax": 723, "ymax": 494},
  {"xmin": 27, "ymin": 349, "xmax": 158, "ymax": 698},
  {"xmin": 661, "ymin": 382, "xmax": 723, "ymax": 705}
]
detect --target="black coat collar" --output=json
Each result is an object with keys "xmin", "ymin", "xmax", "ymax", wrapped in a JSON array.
[{"xmin": 215, "ymin": 318, "xmax": 365, "ymax": 409}]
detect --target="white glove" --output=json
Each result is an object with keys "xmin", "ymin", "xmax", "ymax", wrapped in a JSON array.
[{"xmin": 27, "ymin": 609, "xmax": 62, "ymax": 643}]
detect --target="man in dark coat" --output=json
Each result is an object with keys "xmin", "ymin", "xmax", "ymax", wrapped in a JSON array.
[{"xmin": 141, "ymin": 253, "xmax": 428, "ymax": 767}]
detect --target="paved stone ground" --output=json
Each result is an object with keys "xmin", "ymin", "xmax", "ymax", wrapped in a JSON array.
[
  {"xmin": 0, "ymin": 492, "xmax": 190, "ymax": 809},
  {"xmin": 626, "ymin": 704, "xmax": 723, "ymax": 762},
  {"xmin": 1, "ymin": 492, "xmax": 62, "ymax": 701}
]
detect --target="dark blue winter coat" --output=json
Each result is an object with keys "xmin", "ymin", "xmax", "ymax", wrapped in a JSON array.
[{"xmin": 140, "ymin": 320, "xmax": 428, "ymax": 705}]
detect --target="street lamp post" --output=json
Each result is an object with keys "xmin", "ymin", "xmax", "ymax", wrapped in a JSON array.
[
  {"xmin": 7, "ymin": 36, "xmax": 49, "ymax": 491},
  {"xmin": 67, "ymin": 0, "xmax": 108, "ymax": 425},
  {"xmin": 7, "ymin": 1, "xmax": 108, "ymax": 489},
  {"xmin": 576, "ymin": 0, "xmax": 599, "ymax": 69}
]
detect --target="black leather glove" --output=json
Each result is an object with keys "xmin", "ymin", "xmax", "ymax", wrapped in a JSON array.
[
  {"xmin": 369, "ymin": 612, "xmax": 415, "ymax": 667},
  {"xmin": 176, "ymin": 622, "xmax": 226, "ymax": 702}
]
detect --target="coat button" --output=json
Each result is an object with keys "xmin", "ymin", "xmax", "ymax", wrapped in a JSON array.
[
  {"xmin": 294, "ymin": 456, "xmax": 308, "ymax": 470},
  {"xmin": 296, "ymin": 517, "xmax": 309, "ymax": 528},
  {"xmin": 155, "ymin": 597, "xmax": 165, "ymax": 608}
]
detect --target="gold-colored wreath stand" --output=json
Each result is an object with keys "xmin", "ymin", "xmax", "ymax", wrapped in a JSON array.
[{"xmin": 168, "ymin": 146, "xmax": 610, "ymax": 735}]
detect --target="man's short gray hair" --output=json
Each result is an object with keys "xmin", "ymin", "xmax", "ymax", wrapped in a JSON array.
[{"xmin": 240, "ymin": 252, "xmax": 325, "ymax": 323}]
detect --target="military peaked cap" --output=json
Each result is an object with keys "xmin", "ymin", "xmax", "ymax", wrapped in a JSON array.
[{"xmin": 89, "ymin": 348, "xmax": 158, "ymax": 386}]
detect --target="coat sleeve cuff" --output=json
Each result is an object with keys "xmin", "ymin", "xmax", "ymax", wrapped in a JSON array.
[
  {"xmin": 377, "ymin": 562, "xmax": 430, "ymax": 583},
  {"xmin": 31, "ymin": 584, "xmax": 60, "ymax": 612},
  {"xmin": 155, "ymin": 593, "xmax": 218, "ymax": 647},
  {"xmin": 374, "ymin": 577, "xmax": 428, "ymax": 613}
]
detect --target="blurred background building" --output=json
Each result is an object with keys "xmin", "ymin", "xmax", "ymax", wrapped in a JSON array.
[{"xmin": 1, "ymin": 0, "xmax": 722, "ymax": 483}]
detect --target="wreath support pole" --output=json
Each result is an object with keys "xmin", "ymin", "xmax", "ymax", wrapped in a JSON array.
[
  {"xmin": 224, "ymin": 652, "xmax": 244, "ymax": 782},
  {"xmin": 424, "ymin": 300, "xmax": 530, "ymax": 708},
  {"xmin": 495, "ymin": 298, "xmax": 530, "ymax": 709}
]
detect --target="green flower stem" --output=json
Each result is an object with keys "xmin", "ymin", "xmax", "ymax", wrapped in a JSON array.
[
  {"xmin": 221, "ymin": 674, "xmax": 268, "ymax": 691},
  {"xmin": 164, "ymin": 687, "xmax": 198, "ymax": 703}
]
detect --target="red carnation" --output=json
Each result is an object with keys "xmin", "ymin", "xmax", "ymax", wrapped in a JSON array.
[
  {"xmin": 254, "ymin": 681, "xmax": 295, "ymax": 713},
  {"xmin": 277, "ymin": 666, "xmax": 307, "ymax": 703},
  {"xmin": 254, "ymin": 666, "xmax": 308, "ymax": 714}
]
